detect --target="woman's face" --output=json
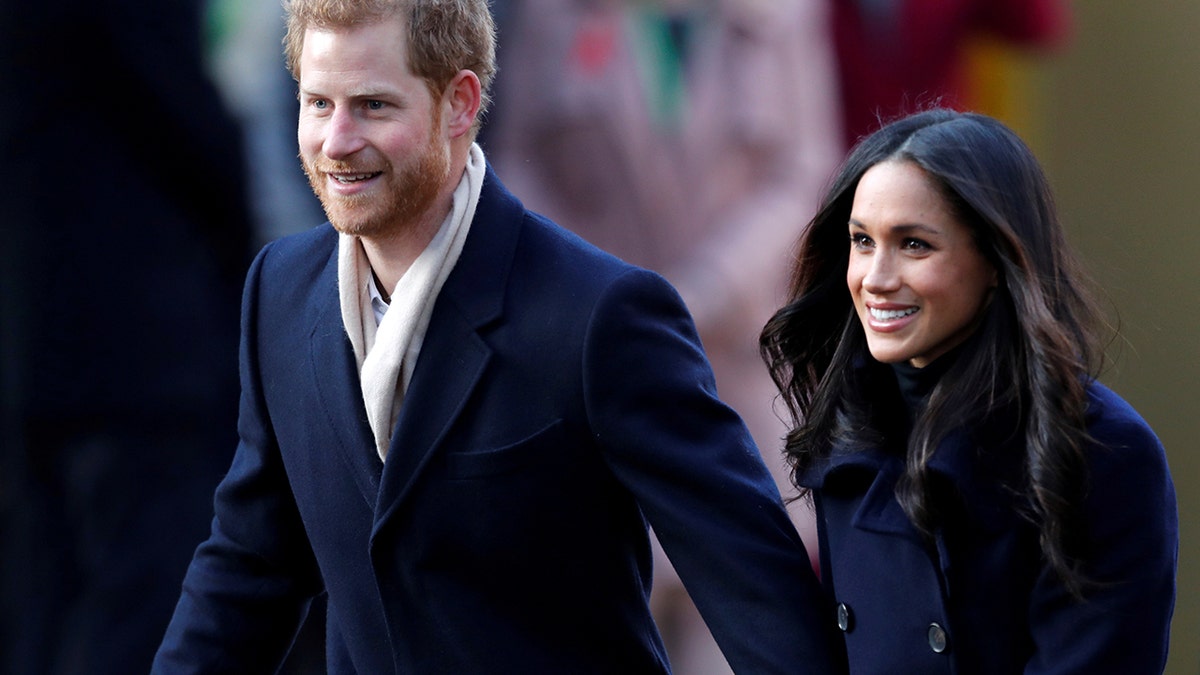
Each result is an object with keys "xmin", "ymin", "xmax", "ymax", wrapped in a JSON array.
[{"xmin": 846, "ymin": 160, "xmax": 997, "ymax": 368}]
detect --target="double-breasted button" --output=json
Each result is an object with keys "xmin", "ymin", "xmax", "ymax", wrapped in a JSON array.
[
  {"xmin": 836, "ymin": 603, "xmax": 853, "ymax": 632},
  {"xmin": 927, "ymin": 623, "xmax": 949, "ymax": 653}
]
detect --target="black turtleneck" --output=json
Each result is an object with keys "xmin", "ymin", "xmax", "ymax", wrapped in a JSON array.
[{"xmin": 889, "ymin": 348, "xmax": 960, "ymax": 425}]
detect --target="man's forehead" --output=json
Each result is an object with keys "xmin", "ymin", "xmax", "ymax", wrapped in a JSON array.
[{"xmin": 298, "ymin": 22, "xmax": 411, "ymax": 77}]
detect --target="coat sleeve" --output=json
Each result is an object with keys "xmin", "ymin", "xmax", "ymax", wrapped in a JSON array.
[
  {"xmin": 1024, "ymin": 390, "xmax": 1177, "ymax": 674},
  {"xmin": 152, "ymin": 244, "xmax": 324, "ymax": 673},
  {"xmin": 581, "ymin": 267, "xmax": 845, "ymax": 674}
]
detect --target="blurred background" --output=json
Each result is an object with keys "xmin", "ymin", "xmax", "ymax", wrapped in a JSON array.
[{"xmin": 1, "ymin": 0, "xmax": 1194, "ymax": 673}]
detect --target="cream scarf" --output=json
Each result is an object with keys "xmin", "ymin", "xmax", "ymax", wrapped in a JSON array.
[{"xmin": 338, "ymin": 143, "xmax": 486, "ymax": 461}]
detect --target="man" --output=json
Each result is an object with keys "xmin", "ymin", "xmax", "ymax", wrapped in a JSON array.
[{"xmin": 153, "ymin": 1, "xmax": 840, "ymax": 672}]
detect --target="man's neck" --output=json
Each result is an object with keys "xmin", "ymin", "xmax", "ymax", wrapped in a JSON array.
[
  {"xmin": 363, "ymin": 149, "xmax": 470, "ymax": 295},
  {"xmin": 359, "ymin": 214, "xmax": 442, "ymax": 297}
]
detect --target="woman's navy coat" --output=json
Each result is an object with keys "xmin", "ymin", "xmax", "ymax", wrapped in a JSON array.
[{"xmin": 801, "ymin": 382, "xmax": 1177, "ymax": 674}]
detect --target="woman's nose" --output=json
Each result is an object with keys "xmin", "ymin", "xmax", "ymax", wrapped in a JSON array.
[{"xmin": 862, "ymin": 252, "xmax": 901, "ymax": 293}]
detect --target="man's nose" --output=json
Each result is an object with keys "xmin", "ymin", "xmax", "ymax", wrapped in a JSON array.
[{"xmin": 323, "ymin": 108, "xmax": 367, "ymax": 160}]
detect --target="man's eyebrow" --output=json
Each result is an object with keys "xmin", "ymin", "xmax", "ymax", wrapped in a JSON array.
[{"xmin": 298, "ymin": 84, "xmax": 400, "ymax": 99}]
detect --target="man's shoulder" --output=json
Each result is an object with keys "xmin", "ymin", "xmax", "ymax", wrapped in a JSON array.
[
  {"xmin": 260, "ymin": 223, "xmax": 338, "ymax": 264},
  {"xmin": 509, "ymin": 208, "xmax": 679, "ymax": 309},
  {"xmin": 475, "ymin": 169, "xmax": 646, "ymax": 290},
  {"xmin": 251, "ymin": 223, "xmax": 337, "ymax": 282},
  {"xmin": 245, "ymin": 223, "xmax": 338, "ymax": 315},
  {"xmin": 519, "ymin": 209, "xmax": 627, "ymax": 269}
]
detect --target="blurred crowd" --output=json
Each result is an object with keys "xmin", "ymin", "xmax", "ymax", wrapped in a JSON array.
[{"xmin": 0, "ymin": 0, "xmax": 1068, "ymax": 672}]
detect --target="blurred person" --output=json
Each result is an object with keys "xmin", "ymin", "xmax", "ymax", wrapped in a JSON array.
[
  {"xmin": 832, "ymin": 0, "xmax": 1071, "ymax": 147},
  {"xmin": 151, "ymin": 0, "xmax": 842, "ymax": 672},
  {"xmin": 204, "ymin": 7, "xmax": 328, "ymax": 668},
  {"xmin": 0, "ymin": 0, "xmax": 254, "ymax": 672},
  {"xmin": 761, "ymin": 109, "xmax": 1177, "ymax": 673},
  {"xmin": 206, "ymin": 0, "xmax": 325, "ymax": 246},
  {"xmin": 488, "ymin": 0, "xmax": 842, "ymax": 671}
]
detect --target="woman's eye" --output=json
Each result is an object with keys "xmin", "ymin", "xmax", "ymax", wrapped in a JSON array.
[
  {"xmin": 850, "ymin": 233, "xmax": 873, "ymax": 248},
  {"xmin": 902, "ymin": 238, "xmax": 931, "ymax": 251}
]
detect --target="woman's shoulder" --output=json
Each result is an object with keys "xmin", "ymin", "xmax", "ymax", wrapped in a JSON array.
[
  {"xmin": 1081, "ymin": 381, "xmax": 1174, "ymax": 519},
  {"xmin": 1072, "ymin": 383, "xmax": 1177, "ymax": 658},
  {"xmin": 1083, "ymin": 381, "xmax": 1163, "ymax": 457}
]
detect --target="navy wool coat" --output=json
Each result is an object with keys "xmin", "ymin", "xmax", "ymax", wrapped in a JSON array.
[
  {"xmin": 152, "ymin": 167, "xmax": 839, "ymax": 674},
  {"xmin": 802, "ymin": 381, "xmax": 1177, "ymax": 674}
]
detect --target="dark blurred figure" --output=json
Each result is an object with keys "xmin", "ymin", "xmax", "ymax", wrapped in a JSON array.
[
  {"xmin": 833, "ymin": 0, "xmax": 1071, "ymax": 147},
  {"xmin": 0, "ymin": 0, "xmax": 253, "ymax": 673}
]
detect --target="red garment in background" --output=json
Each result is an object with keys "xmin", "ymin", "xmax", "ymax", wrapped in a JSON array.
[{"xmin": 833, "ymin": 0, "xmax": 1071, "ymax": 147}]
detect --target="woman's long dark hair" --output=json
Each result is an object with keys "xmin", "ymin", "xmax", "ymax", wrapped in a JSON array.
[{"xmin": 761, "ymin": 109, "xmax": 1108, "ymax": 597}]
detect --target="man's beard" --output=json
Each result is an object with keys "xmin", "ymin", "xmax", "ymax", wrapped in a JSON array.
[{"xmin": 304, "ymin": 126, "xmax": 451, "ymax": 239}]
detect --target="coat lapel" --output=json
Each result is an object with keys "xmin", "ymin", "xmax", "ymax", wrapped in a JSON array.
[
  {"xmin": 370, "ymin": 166, "xmax": 521, "ymax": 534},
  {"xmin": 308, "ymin": 246, "xmax": 383, "ymax": 508},
  {"xmin": 809, "ymin": 427, "xmax": 1018, "ymax": 539},
  {"xmin": 370, "ymin": 308, "xmax": 491, "ymax": 531},
  {"xmin": 819, "ymin": 450, "xmax": 916, "ymax": 538}
]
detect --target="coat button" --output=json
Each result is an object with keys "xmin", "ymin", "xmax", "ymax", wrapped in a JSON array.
[
  {"xmin": 836, "ymin": 603, "xmax": 853, "ymax": 632},
  {"xmin": 927, "ymin": 623, "xmax": 949, "ymax": 653}
]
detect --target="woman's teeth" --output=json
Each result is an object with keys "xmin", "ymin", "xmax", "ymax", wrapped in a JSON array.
[{"xmin": 869, "ymin": 307, "xmax": 918, "ymax": 320}]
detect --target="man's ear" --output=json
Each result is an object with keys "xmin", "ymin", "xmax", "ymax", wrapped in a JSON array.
[{"xmin": 442, "ymin": 69, "xmax": 482, "ymax": 139}]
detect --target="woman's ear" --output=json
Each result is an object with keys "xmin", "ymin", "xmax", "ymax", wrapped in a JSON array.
[{"xmin": 442, "ymin": 69, "xmax": 482, "ymax": 139}]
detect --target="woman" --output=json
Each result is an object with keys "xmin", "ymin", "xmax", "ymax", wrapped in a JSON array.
[{"xmin": 760, "ymin": 109, "xmax": 1177, "ymax": 673}]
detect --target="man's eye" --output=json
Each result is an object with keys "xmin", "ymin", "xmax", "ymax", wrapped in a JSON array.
[
  {"xmin": 367, "ymin": 100, "xmax": 384, "ymax": 110},
  {"xmin": 312, "ymin": 99, "xmax": 328, "ymax": 110}
]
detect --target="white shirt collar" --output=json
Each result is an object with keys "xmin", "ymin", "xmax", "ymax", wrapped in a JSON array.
[{"xmin": 367, "ymin": 273, "xmax": 389, "ymax": 326}]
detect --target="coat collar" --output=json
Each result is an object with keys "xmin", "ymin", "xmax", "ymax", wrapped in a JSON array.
[
  {"xmin": 308, "ymin": 238, "xmax": 382, "ymax": 507},
  {"xmin": 305, "ymin": 165, "xmax": 524, "ymax": 527},
  {"xmin": 803, "ymin": 423, "xmax": 1020, "ymax": 536},
  {"xmin": 371, "ymin": 165, "xmax": 523, "ymax": 533}
]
